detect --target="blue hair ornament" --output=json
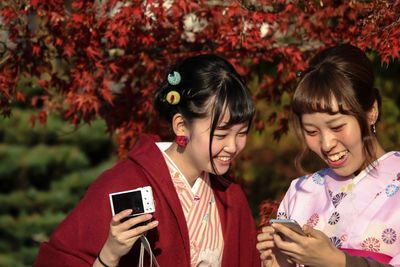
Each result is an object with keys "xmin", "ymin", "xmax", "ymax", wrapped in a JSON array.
[{"xmin": 167, "ymin": 71, "xmax": 181, "ymax": 85}]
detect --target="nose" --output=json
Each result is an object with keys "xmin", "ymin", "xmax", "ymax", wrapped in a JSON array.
[
  {"xmin": 320, "ymin": 131, "xmax": 336, "ymax": 153},
  {"xmin": 223, "ymin": 136, "xmax": 238, "ymax": 154}
]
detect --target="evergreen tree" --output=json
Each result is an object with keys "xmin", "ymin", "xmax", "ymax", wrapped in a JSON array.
[{"xmin": 0, "ymin": 102, "xmax": 116, "ymax": 266}]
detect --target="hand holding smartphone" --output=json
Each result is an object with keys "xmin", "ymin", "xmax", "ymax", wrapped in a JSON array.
[{"xmin": 269, "ymin": 219, "xmax": 306, "ymax": 236}]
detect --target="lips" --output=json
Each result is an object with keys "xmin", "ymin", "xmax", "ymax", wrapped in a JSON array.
[
  {"xmin": 328, "ymin": 151, "xmax": 347, "ymax": 161},
  {"xmin": 217, "ymin": 156, "xmax": 230, "ymax": 162},
  {"xmin": 326, "ymin": 151, "xmax": 348, "ymax": 167},
  {"xmin": 214, "ymin": 156, "xmax": 232, "ymax": 165}
]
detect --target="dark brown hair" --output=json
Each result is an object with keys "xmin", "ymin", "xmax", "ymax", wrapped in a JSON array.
[
  {"xmin": 290, "ymin": 44, "xmax": 381, "ymax": 173},
  {"xmin": 154, "ymin": 54, "xmax": 255, "ymax": 175}
]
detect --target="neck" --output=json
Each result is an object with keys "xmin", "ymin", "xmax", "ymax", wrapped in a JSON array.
[
  {"xmin": 373, "ymin": 140, "xmax": 386, "ymax": 159},
  {"xmin": 165, "ymin": 143, "xmax": 201, "ymax": 187},
  {"xmin": 356, "ymin": 139, "xmax": 386, "ymax": 175}
]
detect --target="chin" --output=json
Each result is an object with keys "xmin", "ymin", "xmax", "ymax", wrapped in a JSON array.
[
  {"xmin": 219, "ymin": 168, "xmax": 230, "ymax": 176},
  {"xmin": 213, "ymin": 168, "xmax": 229, "ymax": 176}
]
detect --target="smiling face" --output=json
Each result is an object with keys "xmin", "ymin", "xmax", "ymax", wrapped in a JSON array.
[
  {"xmin": 185, "ymin": 110, "xmax": 249, "ymax": 177},
  {"xmin": 301, "ymin": 100, "xmax": 366, "ymax": 177}
]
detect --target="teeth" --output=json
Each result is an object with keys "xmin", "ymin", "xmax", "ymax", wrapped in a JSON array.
[
  {"xmin": 328, "ymin": 151, "xmax": 347, "ymax": 162},
  {"xmin": 218, "ymin": 157, "xmax": 230, "ymax": 162}
]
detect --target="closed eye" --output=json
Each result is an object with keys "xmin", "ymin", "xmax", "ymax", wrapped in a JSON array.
[
  {"xmin": 331, "ymin": 124, "xmax": 345, "ymax": 131},
  {"xmin": 304, "ymin": 129, "xmax": 317, "ymax": 136},
  {"xmin": 214, "ymin": 134, "xmax": 227, "ymax": 140},
  {"xmin": 237, "ymin": 131, "xmax": 248, "ymax": 137}
]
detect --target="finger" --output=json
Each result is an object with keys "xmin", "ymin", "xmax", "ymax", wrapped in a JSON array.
[
  {"xmin": 272, "ymin": 231, "xmax": 285, "ymax": 245},
  {"xmin": 279, "ymin": 249, "xmax": 300, "ymax": 262},
  {"xmin": 256, "ymin": 240, "xmax": 275, "ymax": 251},
  {"xmin": 122, "ymin": 213, "xmax": 153, "ymax": 230},
  {"xmin": 260, "ymin": 249, "xmax": 273, "ymax": 260},
  {"xmin": 302, "ymin": 224, "xmax": 319, "ymax": 238},
  {"xmin": 121, "ymin": 220, "xmax": 158, "ymax": 243},
  {"xmin": 111, "ymin": 209, "xmax": 133, "ymax": 226},
  {"xmin": 257, "ymin": 232, "xmax": 274, "ymax": 242},
  {"xmin": 109, "ymin": 218, "xmax": 158, "ymax": 245},
  {"xmin": 262, "ymin": 226, "xmax": 275, "ymax": 234},
  {"xmin": 133, "ymin": 218, "xmax": 159, "ymax": 234},
  {"xmin": 272, "ymin": 231, "xmax": 298, "ymax": 252},
  {"xmin": 272, "ymin": 223, "xmax": 304, "ymax": 243}
]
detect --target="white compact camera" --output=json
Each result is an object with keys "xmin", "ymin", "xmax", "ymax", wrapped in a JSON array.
[{"xmin": 109, "ymin": 186, "xmax": 156, "ymax": 222}]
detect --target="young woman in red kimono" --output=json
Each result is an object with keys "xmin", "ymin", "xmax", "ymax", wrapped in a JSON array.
[{"xmin": 35, "ymin": 54, "xmax": 261, "ymax": 267}]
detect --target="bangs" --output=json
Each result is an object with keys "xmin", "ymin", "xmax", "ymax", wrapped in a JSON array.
[
  {"xmin": 292, "ymin": 68, "xmax": 355, "ymax": 116},
  {"xmin": 215, "ymin": 77, "xmax": 255, "ymax": 129}
]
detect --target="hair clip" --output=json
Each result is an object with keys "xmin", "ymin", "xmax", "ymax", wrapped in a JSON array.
[
  {"xmin": 166, "ymin": 90, "xmax": 181, "ymax": 105},
  {"xmin": 167, "ymin": 71, "xmax": 181, "ymax": 85}
]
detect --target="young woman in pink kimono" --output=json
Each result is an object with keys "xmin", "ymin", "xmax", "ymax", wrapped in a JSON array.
[
  {"xmin": 35, "ymin": 55, "xmax": 261, "ymax": 267},
  {"xmin": 257, "ymin": 44, "xmax": 400, "ymax": 267}
]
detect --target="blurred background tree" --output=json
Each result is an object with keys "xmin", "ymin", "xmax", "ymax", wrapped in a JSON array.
[
  {"xmin": 0, "ymin": 0, "xmax": 399, "ymax": 265},
  {"xmin": 0, "ymin": 76, "xmax": 117, "ymax": 266}
]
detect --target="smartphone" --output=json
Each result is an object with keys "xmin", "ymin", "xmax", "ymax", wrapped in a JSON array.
[
  {"xmin": 109, "ymin": 186, "xmax": 156, "ymax": 223},
  {"xmin": 269, "ymin": 219, "xmax": 305, "ymax": 236}
]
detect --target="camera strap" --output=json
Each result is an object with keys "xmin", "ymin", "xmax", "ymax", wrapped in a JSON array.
[{"xmin": 139, "ymin": 235, "xmax": 159, "ymax": 267}]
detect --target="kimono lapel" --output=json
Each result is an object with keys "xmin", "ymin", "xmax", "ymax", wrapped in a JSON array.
[
  {"xmin": 210, "ymin": 177, "xmax": 229, "ymax": 264},
  {"xmin": 164, "ymin": 155, "xmax": 223, "ymax": 266},
  {"xmin": 210, "ymin": 177, "xmax": 228, "ymax": 238},
  {"xmin": 128, "ymin": 135, "xmax": 191, "ymax": 263},
  {"xmin": 338, "ymin": 152, "xmax": 400, "ymax": 234},
  {"xmin": 162, "ymin": 153, "xmax": 196, "ymax": 218}
]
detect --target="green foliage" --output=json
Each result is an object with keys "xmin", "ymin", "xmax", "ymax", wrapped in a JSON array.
[
  {"xmin": 0, "ymin": 108, "xmax": 116, "ymax": 266},
  {"xmin": 373, "ymin": 58, "xmax": 400, "ymax": 150}
]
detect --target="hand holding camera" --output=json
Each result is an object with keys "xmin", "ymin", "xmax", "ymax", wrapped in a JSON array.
[
  {"xmin": 109, "ymin": 186, "xmax": 156, "ymax": 222},
  {"xmin": 95, "ymin": 186, "xmax": 158, "ymax": 267}
]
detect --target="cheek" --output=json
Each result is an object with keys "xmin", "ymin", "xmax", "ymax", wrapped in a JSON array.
[
  {"xmin": 342, "ymin": 119, "xmax": 363, "ymax": 147},
  {"xmin": 304, "ymin": 136, "xmax": 320, "ymax": 153},
  {"xmin": 237, "ymin": 136, "xmax": 247, "ymax": 153},
  {"xmin": 210, "ymin": 139, "xmax": 224, "ymax": 155},
  {"xmin": 191, "ymin": 132, "xmax": 210, "ymax": 149},
  {"xmin": 342, "ymin": 131, "xmax": 362, "ymax": 147}
]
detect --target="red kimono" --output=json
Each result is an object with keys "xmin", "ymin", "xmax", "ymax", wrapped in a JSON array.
[{"xmin": 35, "ymin": 134, "xmax": 261, "ymax": 267}]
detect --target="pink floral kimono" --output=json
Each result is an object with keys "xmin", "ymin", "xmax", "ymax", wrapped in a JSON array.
[{"xmin": 277, "ymin": 151, "xmax": 400, "ymax": 265}]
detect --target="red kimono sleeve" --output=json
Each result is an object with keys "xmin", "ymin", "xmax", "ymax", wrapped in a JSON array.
[{"xmin": 35, "ymin": 164, "xmax": 131, "ymax": 266}]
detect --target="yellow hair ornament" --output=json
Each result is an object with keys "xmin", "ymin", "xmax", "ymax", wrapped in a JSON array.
[{"xmin": 166, "ymin": 91, "xmax": 180, "ymax": 105}]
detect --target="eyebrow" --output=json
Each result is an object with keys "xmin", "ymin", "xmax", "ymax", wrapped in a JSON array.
[
  {"xmin": 216, "ymin": 124, "xmax": 232, "ymax": 130},
  {"xmin": 302, "ymin": 115, "xmax": 344, "ymax": 126},
  {"xmin": 215, "ymin": 123, "xmax": 249, "ymax": 131}
]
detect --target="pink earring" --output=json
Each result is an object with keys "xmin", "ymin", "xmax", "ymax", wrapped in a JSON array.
[{"xmin": 176, "ymin": 136, "xmax": 189, "ymax": 147}]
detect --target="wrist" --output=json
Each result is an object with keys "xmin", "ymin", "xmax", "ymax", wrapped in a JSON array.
[
  {"xmin": 325, "ymin": 249, "xmax": 346, "ymax": 267},
  {"xmin": 98, "ymin": 249, "xmax": 119, "ymax": 267}
]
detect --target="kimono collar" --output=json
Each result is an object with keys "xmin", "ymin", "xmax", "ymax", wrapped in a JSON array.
[{"xmin": 353, "ymin": 151, "xmax": 398, "ymax": 185}]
